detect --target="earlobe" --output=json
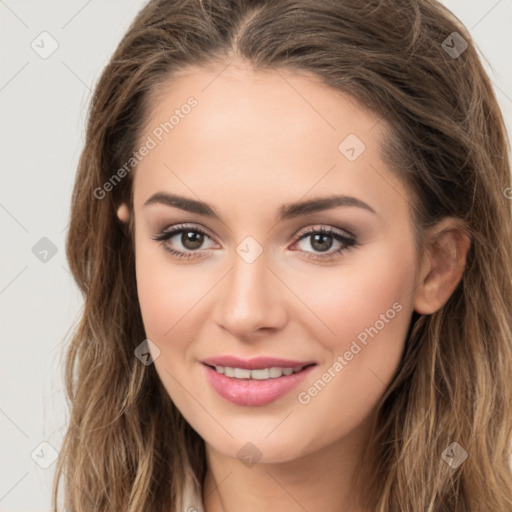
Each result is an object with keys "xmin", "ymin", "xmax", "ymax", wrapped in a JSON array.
[
  {"xmin": 116, "ymin": 203, "xmax": 130, "ymax": 223},
  {"xmin": 413, "ymin": 219, "xmax": 471, "ymax": 315}
]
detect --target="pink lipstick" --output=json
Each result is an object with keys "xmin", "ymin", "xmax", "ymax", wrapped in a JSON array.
[{"xmin": 201, "ymin": 355, "xmax": 316, "ymax": 407}]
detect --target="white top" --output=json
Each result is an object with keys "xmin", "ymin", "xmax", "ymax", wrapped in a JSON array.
[{"xmin": 181, "ymin": 471, "xmax": 205, "ymax": 512}]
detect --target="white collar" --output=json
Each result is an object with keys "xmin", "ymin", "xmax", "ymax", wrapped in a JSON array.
[{"xmin": 182, "ymin": 472, "xmax": 205, "ymax": 512}]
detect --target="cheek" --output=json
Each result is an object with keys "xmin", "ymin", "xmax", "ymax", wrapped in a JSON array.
[
  {"xmin": 292, "ymin": 237, "xmax": 416, "ymax": 353},
  {"xmin": 134, "ymin": 243, "xmax": 212, "ymax": 411},
  {"xmin": 134, "ymin": 239, "xmax": 204, "ymax": 346},
  {"xmin": 292, "ymin": 240, "xmax": 415, "ymax": 441}
]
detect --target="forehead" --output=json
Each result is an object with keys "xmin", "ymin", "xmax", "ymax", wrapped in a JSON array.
[
  {"xmin": 144, "ymin": 62, "xmax": 382, "ymax": 142},
  {"xmin": 131, "ymin": 62, "xmax": 408, "ymax": 224}
]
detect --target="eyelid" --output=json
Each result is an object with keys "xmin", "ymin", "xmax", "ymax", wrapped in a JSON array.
[
  {"xmin": 152, "ymin": 222, "xmax": 357, "ymax": 260},
  {"xmin": 294, "ymin": 224, "xmax": 356, "ymax": 240},
  {"xmin": 154, "ymin": 223, "xmax": 356, "ymax": 243},
  {"xmin": 152, "ymin": 223, "xmax": 219, "ymax": 246}
]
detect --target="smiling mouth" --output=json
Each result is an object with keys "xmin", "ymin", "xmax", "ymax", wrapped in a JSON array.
[{"xmin": 203, "ymin": 363, "xmax": 316, "ymax": 381}]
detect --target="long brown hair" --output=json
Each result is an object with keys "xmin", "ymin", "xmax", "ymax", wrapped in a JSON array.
[{"xmin": 54, "ymin": 0, "xmax": 512, "ymax": 510}]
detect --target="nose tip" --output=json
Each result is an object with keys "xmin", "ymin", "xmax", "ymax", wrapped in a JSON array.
[{"xmin": 213, "ymin": 253, "xmax": 288, "ymax": 340}]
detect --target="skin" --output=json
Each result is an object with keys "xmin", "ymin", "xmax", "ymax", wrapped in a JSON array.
[{"xmin": 116, "ymin": 61, "xmax": 470, "ymax": 512}]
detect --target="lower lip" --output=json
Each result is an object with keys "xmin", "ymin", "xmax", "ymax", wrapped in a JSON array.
[{"xmin": 202, "ymin": 363, "xmax": 316, "ymax": 407}]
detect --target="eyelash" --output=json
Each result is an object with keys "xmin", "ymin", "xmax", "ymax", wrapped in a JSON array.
[{"xmin": 151, "ymin": 223, "xmax": 357, "ymax": 261}]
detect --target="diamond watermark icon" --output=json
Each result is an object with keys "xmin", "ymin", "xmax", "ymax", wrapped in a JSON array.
[
  {"xmin": 236, "ymin": 236, "xmax": 263, "ymax": 264},
  {"xmin": 441, "ymin": 441, "xmax": 468, "ymax": 469},
  {"xmin": 134, "ymin": 339, "xmax": 161, "ymax": 365},
  {"xmin": 31, "ymin": 31, "xmax": 59, "ymax": 59},
  {"xmin": 237, "ymin": 442, "xmax": 263, "ymax": 468},
  {"xmin": 338, "ymin": 133, "xmax": 366, "ymax": 161},
  {"xmin": 32, "ymin": 237, "xmax": 58, "ymax": 263},
  {"xmin": 441, "ymin": 32, "xmax": 468, "ymax": 59},
  {"xmin": 31, "ymin": 441, "xmax": 59, "ymax": 469}
]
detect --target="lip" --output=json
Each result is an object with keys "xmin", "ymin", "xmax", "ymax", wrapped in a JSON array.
[
  {"xmin": 201, "ymin": 355, "xmax": 315, "ymax": 370},
  {"xmin": 201, "ymin": 361, "xmax": 316, "ymax": 407}
]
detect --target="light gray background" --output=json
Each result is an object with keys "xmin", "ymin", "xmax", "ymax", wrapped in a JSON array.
[{"xmin": 1, "ymin": 1, "xmax": 511, "ymax": 510}]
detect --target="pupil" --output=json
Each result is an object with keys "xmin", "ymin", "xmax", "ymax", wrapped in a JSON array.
[
  {"xmin": 182, "ymin": 231, "xmax": 203, "ymax": 250},
  {"xmin": 312, "ymin": 233, "xmax": 332, "ymax": 252}
]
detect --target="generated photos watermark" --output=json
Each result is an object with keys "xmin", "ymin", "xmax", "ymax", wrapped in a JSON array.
[
  {"xmin": 297, "ymin": 301, "xmax": 403, "ymax": 405},
  {"xmin": 93, "ymin": 96, "xmax": 198, "ymax": 200}
]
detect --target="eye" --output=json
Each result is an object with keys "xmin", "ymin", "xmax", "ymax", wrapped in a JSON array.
[
  {"xmin": 151, "ymin": 224, "xmax": 216, "ymax": 260},
  {"xmin": 152, "ymin": 223, "xmax": 357, "ymax": 261},
  {"xmin": 291, "ymin": 225, "xmax": 357, "ymax": 261}
]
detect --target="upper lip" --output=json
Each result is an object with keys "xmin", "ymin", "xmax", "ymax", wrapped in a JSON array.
[{"xmin": 201, "ymin": 355, "xmax": 316, "ymax": 370}]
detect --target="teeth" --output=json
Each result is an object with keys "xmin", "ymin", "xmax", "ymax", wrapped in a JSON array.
[
  {"xmin": 234, "ymin": 368, "xmax": 251, "ymax": 379},
  {"xmin": 250, "ymin": 368, "xmax": 270, "ymax": 380},
  {"xmin": 212, "ymin": 365, "xmax": 306, "ymax": 380},
  {"xmin": 269, "ymin": 367, "xmax": 282, "ymax": 378}
]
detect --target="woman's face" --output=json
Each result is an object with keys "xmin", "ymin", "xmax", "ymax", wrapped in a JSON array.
[{"xmin": 120, "ymin": 63, "xmax": 421, "ymax": 463}]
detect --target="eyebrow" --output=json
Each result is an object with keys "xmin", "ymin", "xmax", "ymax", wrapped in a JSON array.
[{"xmin": 143, "ymin": 192, "xmax": 377, "ymax": 221}]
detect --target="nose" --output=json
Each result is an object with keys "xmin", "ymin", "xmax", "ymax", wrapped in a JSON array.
[{"xmin": 213, "ymin": 248, "xmax": 288, "ymax": 340}]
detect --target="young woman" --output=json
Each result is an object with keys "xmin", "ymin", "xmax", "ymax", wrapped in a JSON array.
[{"xmin": 54, "ymin": 0, "xmax": 512, "ymax": 510}]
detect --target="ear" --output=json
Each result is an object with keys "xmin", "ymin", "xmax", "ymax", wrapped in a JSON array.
[
  {"xmin": 413, "ymin": 218, "xmax": 471, "ymax": 315},
  {"xmin": 116, "ymin": 203, "xmax": 130, "ymax": 223}
]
